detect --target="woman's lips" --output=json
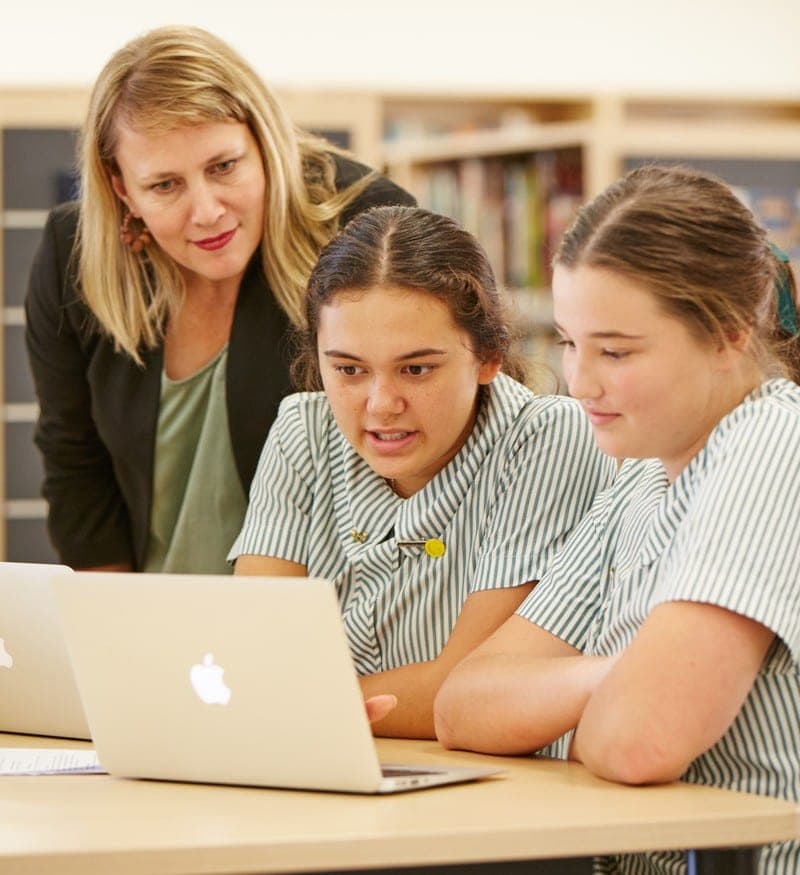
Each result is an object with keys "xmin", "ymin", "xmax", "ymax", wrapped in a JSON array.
[{"xmin": 194, "ymin": 228, "xmax": 236, "ymax": 251}]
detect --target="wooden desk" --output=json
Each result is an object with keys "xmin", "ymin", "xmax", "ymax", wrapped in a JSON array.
[{"xmin": 0, "ymin": 733, "xmax": 797, "ymax": 874}]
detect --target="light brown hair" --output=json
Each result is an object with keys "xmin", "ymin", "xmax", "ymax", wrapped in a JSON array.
[{"xmin": 555, "ymin": 164, "xmax": 800, "ymax": 381}]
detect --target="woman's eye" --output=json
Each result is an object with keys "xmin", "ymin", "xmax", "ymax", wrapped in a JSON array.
[
  {"xmin": 213, "ymin": 159, "xmax": 237, "ymax": 174},
  {"xmin": 152, "ymin": 179, "xmax": 176, "ymax": 193},
  {"xmin": 602, "ymin": 349, "xmax": 630, "ymax": 360},
  {"xmin": 334, "ymin": 365, "xmax": 363, "ymax": 377},
  {"xmin": 555, "ymin": 338, "xmax": 574, "ymax": 349}
]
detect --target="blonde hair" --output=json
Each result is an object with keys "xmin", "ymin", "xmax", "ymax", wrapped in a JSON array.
[
  {"xmin": 77, "ymin": 25, "xmax": 374, "ymax": 363},
  {"xmin": 555, "ymin": 164, "xmax": 800, "ymax": 382}
]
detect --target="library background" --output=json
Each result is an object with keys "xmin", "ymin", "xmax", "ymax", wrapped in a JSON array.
[{"xmin": 1, "ymin": 89, "xmax": 799, "ymax": 562}]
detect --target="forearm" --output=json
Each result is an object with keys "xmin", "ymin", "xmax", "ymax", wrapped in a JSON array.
[
  {"xmin": 434, "ymin": 652, "xmax": 616, "ymax": 755},
  {"xmin": 359, "ymin": 659, "xmax": 449, "ymax": 739},
  {"xmin": 75, "ymin": 562, "xmax": 133, "ymax": 572},
  {"xmin": 234, "ymin": 555, "xmax": 307, "ymax": 577},
  {"xmin": 570, "ymin": 604, "xmax": 774, "ymax": 786},
  {"xmin": 570, "ymin": 662, "xmax": 690, "ymax": 784},
  {"xmin": 359, "ymin": 585, "xmax": 537, "ymax": 739}
]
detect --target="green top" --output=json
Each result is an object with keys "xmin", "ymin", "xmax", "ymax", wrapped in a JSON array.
[{"xmin": 143, "ymin": 346, "xmax": 247, "ymax": 574}]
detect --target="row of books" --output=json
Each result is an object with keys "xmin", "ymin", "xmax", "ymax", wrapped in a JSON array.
[
  {"xmin": 383, "ymin": 109, "xmax": 540, "ymax": 144},
  {"xmin": 415, "ymin": 148, "xmax": 583, "ymax": 290}
]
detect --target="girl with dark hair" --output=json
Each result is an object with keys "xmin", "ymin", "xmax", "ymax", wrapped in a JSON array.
[
  {"xmin": 435, "ymin": 165, "xmax": 800, "ymax": 874},
  {"xmin": 231, "ymin": 205, "xmax": 614, "ymax": 738}
]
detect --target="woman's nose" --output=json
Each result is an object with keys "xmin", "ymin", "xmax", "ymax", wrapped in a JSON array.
[{"xmin": 190, "ymin": 183, "xmax": 225, "ymax": 227}]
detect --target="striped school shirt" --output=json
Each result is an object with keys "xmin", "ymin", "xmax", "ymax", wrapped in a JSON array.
[
  {"xmin": 230, "ymin": 372, "xmax": 614, "ymax": 675},
  {"xmin": 518, "ymin": 378, "xmax": 800, "ymax": 875}
]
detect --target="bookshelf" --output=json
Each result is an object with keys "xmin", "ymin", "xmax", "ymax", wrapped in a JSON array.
[
  {"xmin": 2, "ymin": 87, "xmax": 800, "ymax": 562},
  {"xmin": 0, "ymin": 90, "xmax": 89, "ymax": 563},
  {"xmin": 379, "ymin": 93, "xmax": 800, "ymax": 389},
  {"xmin": 380, "ymin": 96, "xmax": 597, "ymax": 388},
  {"xmin": 381, "ymin": 94, "xmax": 800, "ymax": 194}
]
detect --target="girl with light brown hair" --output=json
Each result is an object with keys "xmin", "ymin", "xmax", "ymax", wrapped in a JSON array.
[{"xmin": 435, "ymin": 165, "xmax": 800, "ymax": 873}]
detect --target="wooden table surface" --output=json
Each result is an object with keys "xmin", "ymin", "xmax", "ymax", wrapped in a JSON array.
[{"xmin": 0, "ymin": 732, "xmax": 797, "ymax": 874}]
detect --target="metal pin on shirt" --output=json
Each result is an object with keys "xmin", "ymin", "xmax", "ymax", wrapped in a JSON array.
[{"xmin": 397, "ymin": 538, "xmax": 446, "ymax": 558}]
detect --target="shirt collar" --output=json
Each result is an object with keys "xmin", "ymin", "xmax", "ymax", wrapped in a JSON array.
[
  {"xmin": 638, "ymin": 378, "xmax": 798, "ymax": 565},
  {"xmin": 336, "ymin": 373, "xmax": 532, "ymax": 555}
]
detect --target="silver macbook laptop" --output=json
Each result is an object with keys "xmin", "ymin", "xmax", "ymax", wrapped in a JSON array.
[
  {"xmin": 0, "ymin": 562, "xmax": 90, "ymax": 739},
  {"xmin": 53, "ymin": 572, "xmax": 501, "ymax": 793}
]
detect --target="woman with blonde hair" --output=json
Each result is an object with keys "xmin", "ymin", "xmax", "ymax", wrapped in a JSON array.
[{"xmin": 25, "ymin": 25, "xmax": 413, "ymax": 573}]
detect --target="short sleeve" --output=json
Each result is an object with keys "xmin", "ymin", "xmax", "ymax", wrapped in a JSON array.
[
  {"xmin": 651, "ymin": 406, "xmax": 800, "ymax": 664},
  {"xmin": 228, "ymin": 395, "xmax": 319, "ymax": 563},
  {"xmin": 514, "ymin": 496, "xmax": 607, "ymax": 651},
  {"xmin": 471, "ymin": 399, "xmax": 614, "ymax": 595}
]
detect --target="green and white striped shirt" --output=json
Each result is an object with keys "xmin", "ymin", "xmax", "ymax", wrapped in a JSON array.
[
  {"xmin": 518, "ymin": 378, "xmax": 800, "ymax": 875},
  {"xmin": 230, "ymin": 372, "xmax": 614, "ymax": 675}
]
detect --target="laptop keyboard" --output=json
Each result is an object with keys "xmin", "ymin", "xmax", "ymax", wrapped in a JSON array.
[{"xmin": 381, "ymin": 766, "xmax": 441, "ymax": 777}]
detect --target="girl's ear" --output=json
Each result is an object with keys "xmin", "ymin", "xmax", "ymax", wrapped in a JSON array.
[
  {"xmin": 478, "ymin": 357, "xmax": 502, "ymax": 385},
  {"xmin": 714, "ymin": 325, "xmax": 754, "ymax": 373},
  {"xmin": 724, "ymin": 324, "xmax": 753, "ymax": 354}
]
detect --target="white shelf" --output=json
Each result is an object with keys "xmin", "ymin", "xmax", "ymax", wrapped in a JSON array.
[
  {"xmin": 620, "ymin": 120, "xmax": 800, "ymax": 160},
  {"xmin": 2, "ymin": 210, "xmax": 49, "ymax": 229},
  {"xmin": 3, "ymin": 403, "xmax": 38, "ymax": 423},
  {"xmin": 5, "ymin": 499, "xmax": 46, "ymax": 520},
  {"xmin": 3, "ymin": 307, "xmax": 24, "ymax": 326},
  {"xmin": 382, "ymin": 120, "xmax": 591, "ymax": 165}
]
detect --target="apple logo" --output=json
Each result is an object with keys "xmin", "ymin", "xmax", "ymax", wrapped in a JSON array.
[
  {"xmin": 0, "ymin": 638, "xmax": 12, "ymax": 669},
  {"xmin": 189, "ymin": 653, "xmax": 231, "ymax": 705}
]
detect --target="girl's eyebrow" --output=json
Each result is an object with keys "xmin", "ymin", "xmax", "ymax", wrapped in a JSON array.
[
  {"xmin": 323, "ymin": 348, "xmax": 447, "ymax": 361},
  {"xmin": 553, "ymin": 321, "xmax": 644, "ymax": 341},
  {"xmin": 590, "ymin": 331, "xmax": 645, "ymax": 340}
]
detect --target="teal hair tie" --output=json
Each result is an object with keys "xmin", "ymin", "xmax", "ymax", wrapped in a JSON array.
[{"xmin": 769, "ymin": 242, "xmax": 799, "ymax": 338}]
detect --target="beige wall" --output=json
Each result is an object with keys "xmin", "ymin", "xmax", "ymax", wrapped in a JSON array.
[{"xmin": 2, "ymin": 0, "xmax": 800, "ymax": 95}]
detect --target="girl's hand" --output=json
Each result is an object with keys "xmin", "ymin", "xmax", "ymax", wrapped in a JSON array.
[{"xmin": 365, "ymin": 694, "xmax": 398, "ymax": 724}]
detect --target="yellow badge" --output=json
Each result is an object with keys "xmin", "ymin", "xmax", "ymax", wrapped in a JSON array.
[{"xmin": 424, "ymin": 538, "xmax": 446, "ymax": 558}]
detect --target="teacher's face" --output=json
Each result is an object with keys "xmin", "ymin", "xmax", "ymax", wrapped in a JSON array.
[
  {"xmin": 111, "ymin": 120, "xmax": 266, "ymax": 290},
  {"xmin": 317, "ymin": 285, "xmax": 501, "ymax": 498}
]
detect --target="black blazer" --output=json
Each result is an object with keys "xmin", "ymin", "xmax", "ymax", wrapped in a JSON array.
[{"xmin": 25, "ymin": 156, "xmax": 415, "ymax": 569}]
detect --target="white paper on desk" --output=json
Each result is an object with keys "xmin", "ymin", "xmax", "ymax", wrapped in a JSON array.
[{"xmin": 0, "ymin": 748, "xmax": 106, "ymax": 775}]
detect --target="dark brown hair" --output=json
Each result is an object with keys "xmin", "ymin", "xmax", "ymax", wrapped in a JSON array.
[
  {"xmin": 292, "ymin": 205, "xmax": 527, "ymax": 390},
  {"xmin": 555, "ymin": 164, "xmax": 800, "ymax": 382}
]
